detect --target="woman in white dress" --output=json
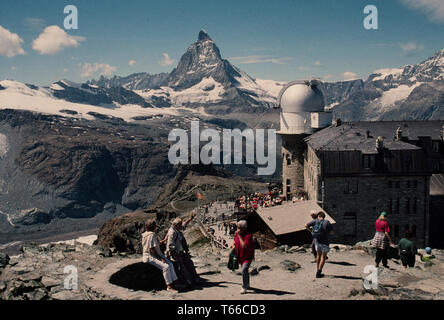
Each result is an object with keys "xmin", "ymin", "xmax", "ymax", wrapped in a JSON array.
[{"xmin": 142, "ymin": 219, "xmax": 178, "ymax": 293}]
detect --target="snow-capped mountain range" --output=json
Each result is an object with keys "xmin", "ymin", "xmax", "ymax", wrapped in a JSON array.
[
  {"xmin": 327, "ymin": 49, "xmax": 444, "ymax": 120},
  {"xmin": 89, "ymin": 30, "xmax": 284, "ymax": 109},
  {"xmin": 0, "ymin": 30, "xmax": 443, "ymax": 121}
]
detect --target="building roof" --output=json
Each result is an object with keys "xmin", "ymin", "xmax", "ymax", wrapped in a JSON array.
[
  {"xmin": 256, "ymin": 200, "xmax": 336, "ymax": 236},
  {"xmin": 431, "ymin": 174, "xmax": 444, "ymax": 195},
  {"xmin": 305, "ymin": 121, "xmax": 444, "ymax": 153},
  {"xmin": 278, "ymin": 81, "xmax": 325, "ymax": 113}
]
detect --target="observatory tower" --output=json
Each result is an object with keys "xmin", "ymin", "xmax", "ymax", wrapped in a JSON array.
[{"xmin": 276, "ymin": 80, "xmax": 332, "ymax": 199}]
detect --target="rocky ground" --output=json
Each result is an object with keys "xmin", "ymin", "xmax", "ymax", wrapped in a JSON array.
[{"xmin": 0, "ymin": 223, "xmax": 443, "ymax": 300}]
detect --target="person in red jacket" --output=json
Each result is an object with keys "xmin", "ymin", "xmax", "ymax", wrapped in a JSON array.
[{"xmin": 234, "ymin": 220, "xmax": 255, "ymax": 294}]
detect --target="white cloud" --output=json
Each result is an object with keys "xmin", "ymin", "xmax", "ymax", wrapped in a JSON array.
[
  {"xmin": 229, "ymin": 55, "xmax": 292, "ymax": 65},
  {"xmin": 158, "ymin": 53, "xmax": 175, "ymax": 67},
  {"xmin": 79, "ymin": 63, "xmax": 117, "ymax": 78},
  {"xmin": 24, "ymin": 17, "xmax": 45, "ymax": 31},
  {"xmin": 0, "ymin": 25, "xmax": 25, "ymax": 58},
  {"xmin": 313, "ymin": 61, "xmax": 322, "ymax": 66},
  {"xmin": 400, "ymin": 0, "xmax": 444, "ymax": 23},
  {"xmin": 63, "ymin": 68, "xmax": 69, "ymax": 73},
  {"xmin": 32, "ymin": 25, "xmax": 85, "ymax": 55},
  {"xmin": 342, "ymin": 71, "xmax": 359, "ymax": 81},
  {"xmin": 11, "ymin": 66, "xmax": 17, "ymax": 71},
  {"xmin": 400, "ymin": 41, "xmax": 424, "ymax": 54},
  {"xmin": 128, "ymin": 59, "xmax": 136, "ymax": 67},
  {"xmin": 321, "ymin": 74, "xmax": 334, "ymax": 81}
]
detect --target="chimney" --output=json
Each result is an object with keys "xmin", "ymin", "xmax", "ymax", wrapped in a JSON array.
[
  {"xmin": 335, "ymin": 118, "xmax": 342, "ymax": 127},
  {"xmin": 395, "ymin": 127, "xmax": 402, "ymax": 141},
  {"xmin": 366, "ymin": 130, "xmax": 371, "ymax": 139},
  {"xmin": 376, "ymin": 136, "xmax": 384, "ymax": 151}
]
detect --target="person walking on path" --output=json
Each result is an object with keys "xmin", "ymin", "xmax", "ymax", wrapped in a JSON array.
[
  {"xmin": 370, "ymin": 212, "xmax": 393, "ymax": 268},
  {"xmin": 233, "ymin": 220, "xmax": 255, "ymax": 294},
  {"xmin": 398, "ymin": 230, "xmax": 421, "ymax": 270},
  {"xmin": 308, "ymin": 210, "xmax": 319, "ymax": 262},
  {"xmin": 305, "ymin": 211, "xmax": 333, "ymax": 278},
  {"xmin": 142, "ymin": 219, "xmax": 179, "ymax": 293}
]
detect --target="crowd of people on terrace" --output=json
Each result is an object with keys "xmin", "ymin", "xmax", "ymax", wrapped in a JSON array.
[{"xmin": 234, "ymin": 188, "xmax": 307, "ymax": 211}]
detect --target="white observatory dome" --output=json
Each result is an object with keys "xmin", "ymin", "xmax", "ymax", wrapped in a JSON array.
[{"xmin": 278, "ymin": 80, "xmax": 325, "ymax": 113}]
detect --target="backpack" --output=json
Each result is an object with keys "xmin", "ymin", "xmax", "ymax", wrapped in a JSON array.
[
  {"xmin": 227, "ymin": 248, "xmax": 239, "ymax": 271},
  {"xmin": 312, "ymin": 220, "xmax": 323, "ymax": 239}
]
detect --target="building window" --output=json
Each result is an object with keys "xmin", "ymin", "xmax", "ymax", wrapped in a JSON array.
[
  {"xmin": 343, "ymin": 212, "xmax": 357, "ymax": 237},
  {"xmin": 406, "ymin": 197, "xmax": 410, "ymax": 215},
  {"xmin": 413, "ymin": 197, "xmax": 418, "ymax": 214},
  {"xmin": 344, "ymin": 180, "xmax": 358, "ymax": 194},
  {"xmin": 394, "ymin": 197, "xmax": 400, "ymax": 214},
  {"xmin": 407, "ymin": 180, "xmax": 418, "ymax": 188},
  {"xmin": 395, "ymin": 181, "xmax": 400, "ymax": 188},
  {"xmin": 412, "ymin": 225, "xmax": 417, "ymax": 237},
  {"xmin": 286, "ymin": 154, "xmax": 291, "ymax": 166},
  {"xmin": 388, "ymin": 180, "xmax": 392, "ymax": 188},
  {"xmin": 432, "ymin": 141, "xmax": 440, "ymax": 153},
  {"xmin": 363, "ymin": 154, "xmax": 376, "ymax": 169},
  {"xmin": 394, "ymin": 225, "xmax": 399, "ymax": 238},
  {"xmin": 286, "ymin": 179, "xmax": 291, "ymax": 194}
]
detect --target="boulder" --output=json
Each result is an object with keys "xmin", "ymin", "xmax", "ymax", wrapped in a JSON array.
[
  {"xmin": 95, "ymin": 209, "xmax": 175, "ymax": 253},
  {"xmin": 331, "ymin": 244, "xmax": 352, "ymax": 251},
  {"xmin": 280, "ymin": 260, "xmax": 301, "ymax": 272},
  {"xmin": 258, "ymin": 265, "xmax": 271, "ymax": 271},
  {"xmin": 24, "ymin": 288, "xmax": 49, "ymax": 300},
  {"xmin": 41, "ymin": 276, "xmax": 61, "ymax": 289},
  {"xmin": 9, "ymin": 208, "xmax": 51, "ymax": 226},
  {"xmin": 0, "ymin": 252, "xmax": 10, "ymax": 268},
  {"xmin": 51, "ymin": 290, "xmax": 85, "ymax": 300},
  {"xmin": 276, "ymin": 245, "xmax": 289, "ymax": 252},
  {"xmin": 288, "ymin": 246, "xmax": 307, "ymax": 253},
  {"xmin": 97, "ymin": 248, "xmax": 113, "ymax": 257}
]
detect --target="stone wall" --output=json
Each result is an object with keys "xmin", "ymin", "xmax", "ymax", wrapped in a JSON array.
[
  {"xmin": 281, "ymin": 134, "xmax": 309, "ymax": 198},
  {"xmin": 321, "ymin": 175, "xmax": 429, "ymax": 247}
]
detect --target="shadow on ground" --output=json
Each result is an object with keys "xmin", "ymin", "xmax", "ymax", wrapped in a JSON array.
[
  {"xmin": 326, "ymin": 275, "xmax": 363, "ymax": 280},
  {"xmin": 249, "ymin": 287, "xmax": 295, "ymax": 296},
  {"xmin": 109, "ymin": 262, "xmax": 166, "ymax": 291},
  {"xmin": 327, "ymin": 261, "xmax": 357, "ymax": 266}
]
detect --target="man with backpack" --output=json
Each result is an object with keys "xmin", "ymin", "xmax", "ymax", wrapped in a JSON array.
[{"xmin": 306, "ymin": 211, "xmax": 333, "ymax": 278}]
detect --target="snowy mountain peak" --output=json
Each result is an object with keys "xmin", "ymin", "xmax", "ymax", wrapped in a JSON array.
[{"xmin": 198, "ymin": 29, "xmax": 212, "ymax": 42}]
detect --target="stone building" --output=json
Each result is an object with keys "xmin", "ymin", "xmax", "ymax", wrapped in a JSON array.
[
  {"xmin": 303, "ymin": 121, "xmax": 444, "ymax": 247},
  {"xmin": 275, "ymin": 80, "xmax": 443, "ymax": 248}
]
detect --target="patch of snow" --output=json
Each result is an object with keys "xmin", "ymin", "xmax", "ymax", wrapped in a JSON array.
[
  {"xmin": 0, "ymin": 80, "xmax": 187, "ymax": 122},
  {"xmin": 255, "ymin": 79, "xmax": 286, "ymax": 97},
  {"xmin": 50, "ymin": 83, "xmax": 65, "ymax": 91},
  {"xmin": 372, "ymin": 68, "xmax": 403, "ymax": 81},
  {"xmin": 137, "ymin": 77, "xmax": 225, "ymax": 105},
  {"xmin": 377, "ymin": 83, "xmax": 421, "ymax": 108},
  {"xmin": 325, "ymin": 102, "xmax": 339, "ymax": 110}
]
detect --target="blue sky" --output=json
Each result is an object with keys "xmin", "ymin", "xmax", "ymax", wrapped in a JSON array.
[{"xmin": 1, "ymin": 0, "xmax": 444, "ymax": 85}]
